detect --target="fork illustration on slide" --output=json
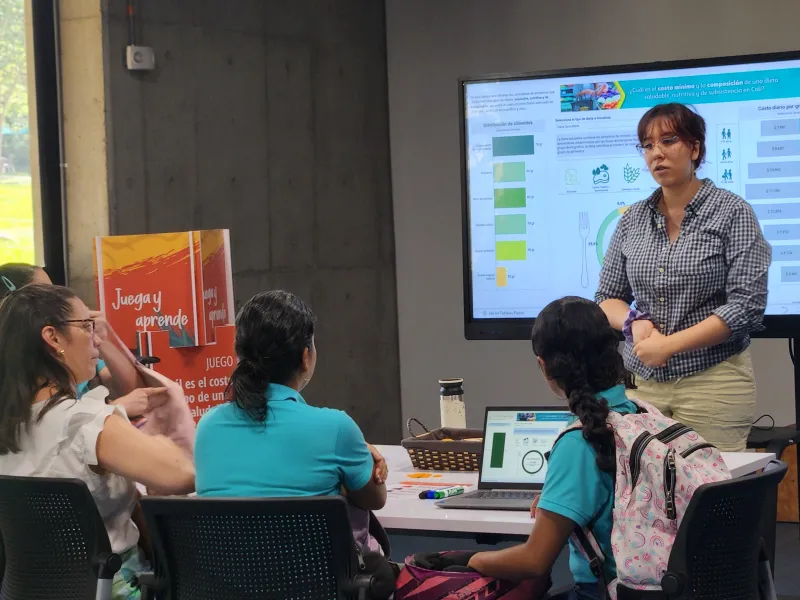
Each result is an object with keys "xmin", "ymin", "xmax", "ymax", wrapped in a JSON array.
[{"xmin": 579, "ymin": 212, "xmax": 590, "ymax": 288}]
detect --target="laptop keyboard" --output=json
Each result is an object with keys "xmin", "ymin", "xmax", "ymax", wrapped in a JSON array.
[{"xmin": 472, "ymin": 491, "xmax": 538, "ymax": 500}]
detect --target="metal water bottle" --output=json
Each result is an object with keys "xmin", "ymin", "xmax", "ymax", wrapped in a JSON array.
[{"xmin": 439, "ymin": 378, "xmax": 466, "ymax": 428}]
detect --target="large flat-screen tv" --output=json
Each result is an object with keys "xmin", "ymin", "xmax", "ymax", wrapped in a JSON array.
[{"xmin": 461, "ymin": 51, "xmax": 800, "ymax": 340}]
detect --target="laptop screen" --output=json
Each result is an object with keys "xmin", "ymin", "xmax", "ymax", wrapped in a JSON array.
[{"xmin": 480, "ymin": 408, "xmax": 572, "ymax": 488}]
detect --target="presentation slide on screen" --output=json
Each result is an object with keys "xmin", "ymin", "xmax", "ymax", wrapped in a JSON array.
[
  {"xmin": 481, "ymin": 410, "xmax": 571, "ymax": 484},
  {"xmin": 465, "ymin": 59, "xmax": 800, "ymax": 318}
]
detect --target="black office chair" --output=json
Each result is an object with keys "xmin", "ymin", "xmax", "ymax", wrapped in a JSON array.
[
  {"xmin": 546, "ymin": 461, "xmax": 788, "ymax": 600},
  {"xmin": 140, "ymin": 496, "xmax": 393, "ymax": 600},
  {"xmin": 0, "ymin": 475, "xmax": 122, "ymax": 600},
  {"xmin": 644, "ymin": 459, "xmax": 788, "ymax": 600},
  {"xmin": 747, "ymin": 425, "xmax": 800, "ymax": 568}
]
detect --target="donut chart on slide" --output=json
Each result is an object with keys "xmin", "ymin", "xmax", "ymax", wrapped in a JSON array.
[
  {"xmin": 521, "ymin": 450, "xmax": 544, "ymax": 475},
  {"xmin": 596, "ymin": 206, "xmax": 629, "ymax": 266}
]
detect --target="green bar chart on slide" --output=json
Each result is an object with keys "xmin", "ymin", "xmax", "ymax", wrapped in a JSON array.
[
  {"xmin": 493, "ymin": 162, "xmax": 526, "ymax": 183},
  {"xmin": 495, "ymin": 214, "xmax": 526, "ymax": 235},
  {"xmin": 493, "ymin": 135, "xmax": 535, "ymax": 157},
  {"xmin": 490, "ymin": 432, "xmax": 506, "ymax": 468},
  {"xmin": 496, "ymin": 240, "xmax": 527, "ymax": 261},
  {"xmin": 494, "ymin": 187, "xmax": 526, "ymax": 209}
]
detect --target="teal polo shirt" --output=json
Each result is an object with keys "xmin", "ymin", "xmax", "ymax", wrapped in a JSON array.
[
  {"xmin": 538, "ymin": 384, "xmax": 636, "ymax": 584},
  {"xmin": 195, "ymin": 383, "xmax": 374, "ymax": 498},
  {"xmin": 76, "ymin": 359, "xmax": 106, "ymax": 399}
]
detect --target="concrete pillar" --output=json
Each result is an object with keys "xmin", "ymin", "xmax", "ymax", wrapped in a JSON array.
[{"xmin": 58, "ymin": 0, "xmax": 110, "ymax": 304}]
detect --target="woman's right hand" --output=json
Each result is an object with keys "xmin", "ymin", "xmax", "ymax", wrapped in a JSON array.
[
  {"xmin": 367, "ymin": 444, "xmax": 388, "ymax": 484},
  {"xmin": 631, "ymin": 319, "xmax": 656, "ymax": 344}
]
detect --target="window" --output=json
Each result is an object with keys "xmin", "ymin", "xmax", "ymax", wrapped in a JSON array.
[
  {"xmin": 0, "ymin": 0, "xmax": 37, "ymax": 264},
  {"xmin": 0, "ymin": 0, "xmax": 64, "ymax": 282}
]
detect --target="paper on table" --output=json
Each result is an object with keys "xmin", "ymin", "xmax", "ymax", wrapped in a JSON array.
[
  {"xmin": 388, "ymin": 482, "xmax": 474, "ymax": 495},
  {"xmin": 387, "ymin": 485, "xmax": 427, "ymax": 497},
  {"xmin": 398, "ymin": 481, "xmax": 475, "ymax": 487}
]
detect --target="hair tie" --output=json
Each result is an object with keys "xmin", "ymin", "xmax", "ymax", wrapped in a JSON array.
[
  {"xmin": 1, "ymin": 276, "xmax": 16, "ymax": 292},
  {"xmin": 239, "ymin": 358, "xmax": 267, "ymax": 376}
]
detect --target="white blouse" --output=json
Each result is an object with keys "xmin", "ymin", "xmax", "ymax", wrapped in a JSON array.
[{"xmin": 0, "ymin": 388, "xmax": 139, "ymax": 553}]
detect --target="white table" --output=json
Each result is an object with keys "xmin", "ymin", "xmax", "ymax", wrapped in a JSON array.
[{"xmin": 373, "ymin": 445, "xmax": 775, "ymax": 536}]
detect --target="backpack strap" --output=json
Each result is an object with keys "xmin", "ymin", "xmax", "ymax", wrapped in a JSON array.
[
  {"xmin": 625, "ymin": 396, "xmax": 663, "ymax": 417},
  {"xmin": 571, "ymin": 526, "xmax": 609, "ymax": 600},
  {"xmin": 546, "ymin": 423, "xmax": 610, "ymax": 597},
  {"xmin": 543, "ymin": 422, "xmax": 582, "ymax": 462},
  {"xmin": 547, "ymin": 418, "xmax": 616, "ymax": 599}
]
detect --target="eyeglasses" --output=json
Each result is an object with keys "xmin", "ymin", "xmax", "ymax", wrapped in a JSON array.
[
  {"xmin": 636, "ymin": 135, "xmax": 682, "ymax": 156},
  {"xmin": 54, "ymin": 319, "xmax": 96, "ymax": 333}
]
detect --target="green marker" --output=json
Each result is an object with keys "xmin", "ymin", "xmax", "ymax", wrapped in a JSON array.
[{"xmin": 434, "ymin": 486, "xmax": 465, "ymax": 499}]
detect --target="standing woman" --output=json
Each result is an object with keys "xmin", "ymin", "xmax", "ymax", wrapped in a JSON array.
[{"xmin": 596, "ymin": 103, "xmax": 771, "ymax": 451}]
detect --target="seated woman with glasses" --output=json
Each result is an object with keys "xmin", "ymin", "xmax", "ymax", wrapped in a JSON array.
[
  {"xmin": 194, "ymin": 290, "xmax": 387, "ymax": 511},
  {"xmin": 0, "ymin": 263, "xmax": 156, "ymax": 421},
  {"xmin": 0, "ymin": 284, "xmax": 195, "ymax": 599},
  {"xmin": 596, "ymin": 102, "xmax": 771, "ymax": 451}
]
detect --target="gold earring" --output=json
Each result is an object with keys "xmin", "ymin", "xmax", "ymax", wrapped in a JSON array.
[{"xmin": 59, "ymin": 349, "xmax": 65, "ymax": 355}]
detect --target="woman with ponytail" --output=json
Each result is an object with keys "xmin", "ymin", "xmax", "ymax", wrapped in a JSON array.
[
  {"xmin": 468, "ymin": 297, "xmax": 636, "ymax": 600},
  {"xmin": 194, "ymin": 290, "xmax": 387, "ymax": 511}
]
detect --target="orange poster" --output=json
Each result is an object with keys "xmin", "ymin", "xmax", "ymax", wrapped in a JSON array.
[
  {"xmin": 139, "ymin": 325, "xmax": 237, "ymax": 422},
  {"xmin": 94, "ymin": 232, "xmax": 200, "ymax": 351}
]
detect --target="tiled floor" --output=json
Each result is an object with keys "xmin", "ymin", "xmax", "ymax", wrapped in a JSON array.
[{"xmin": 775, "ymin": 523, "xmax": 800, "ymax": 598}]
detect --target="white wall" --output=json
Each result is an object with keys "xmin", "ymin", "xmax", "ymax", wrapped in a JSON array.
[{"xmin": 386, "ymin": 0, "xmax": 799, "ymax": 430}]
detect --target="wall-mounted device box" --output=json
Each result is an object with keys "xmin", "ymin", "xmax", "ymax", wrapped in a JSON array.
[{"xmin": 126, "ymin": 45, "xmax": 155, "ymax": 71}]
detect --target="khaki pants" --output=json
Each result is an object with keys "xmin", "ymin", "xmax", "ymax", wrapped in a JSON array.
[{"xmin": 629, "ymin": 349, "xmax": 756, "ymax": 452}]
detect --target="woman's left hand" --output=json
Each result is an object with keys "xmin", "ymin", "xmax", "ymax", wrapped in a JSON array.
[
  {"xmin": 633, "ymin": 331, "xmax": 675, "ymax": 367},
  {"xmin": 367, "ymin": 444, "xmax": 388, "ymax": 484},
  {"xmin": 529, "ymin": 494, "xmax": 540, "ymax": 519}
]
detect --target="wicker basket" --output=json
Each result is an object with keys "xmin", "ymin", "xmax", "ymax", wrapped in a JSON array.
[{"xmin": 400, "ymin": 418, "xmax": 483, "ymax": 471}]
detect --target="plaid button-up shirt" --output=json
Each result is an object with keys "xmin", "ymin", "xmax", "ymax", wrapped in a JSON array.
[{"xmin": 596, "ymin": 179, "xmax": 771, "ymax": 382}]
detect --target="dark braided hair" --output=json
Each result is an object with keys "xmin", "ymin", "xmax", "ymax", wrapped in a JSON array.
[{"xmin": 531, "ymin": 296, "xmax": 625, "ymax": 472}]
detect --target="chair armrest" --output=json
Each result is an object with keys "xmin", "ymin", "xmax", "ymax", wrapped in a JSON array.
[
  {"xmin": 138, "ymin": 572, "xmax": 168, "ymax": 600},
  {"xmin": 93, "ymin": 552, "xmax": 122, "ymax": 580},
  {"xmin": 347, "ymin": 573, "xmax": 372, "ymax": 600}
]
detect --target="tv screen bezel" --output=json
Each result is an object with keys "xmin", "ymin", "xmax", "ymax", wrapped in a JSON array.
[{"xmin": 460, "ymin": 49, "xmax": 800, "ymax": 340}]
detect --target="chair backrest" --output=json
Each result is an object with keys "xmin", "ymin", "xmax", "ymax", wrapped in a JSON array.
[
  {"xmin": 142, "ymin": 496, "xmax": 360, "ymax": 600},
  {"xmin": 664, "ymin": 459, "xmax": 787, "ymax": 600},
  {"xmin": 0, "ymin": 475, "xmax": 113, "ymax": 600}
]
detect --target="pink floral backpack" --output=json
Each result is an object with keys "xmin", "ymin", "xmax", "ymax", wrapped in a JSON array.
[{"xmin": 552, "ymin": 398, "xmax": 731, "ymax": 598}]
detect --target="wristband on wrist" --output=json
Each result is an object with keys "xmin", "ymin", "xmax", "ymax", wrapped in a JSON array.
[{"xmin": 622, "ymin": 309, "xmax": 650, "ymax": 342}]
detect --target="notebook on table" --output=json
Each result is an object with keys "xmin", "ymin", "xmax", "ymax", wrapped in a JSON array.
[{"xmin": 435, "ymin": 406, "xmax": 572, "ymax": 511}]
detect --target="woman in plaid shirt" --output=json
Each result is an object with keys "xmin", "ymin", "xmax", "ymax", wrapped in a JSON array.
[{"xmin": 596, "ymin": 103, "xmax": 771, "ymax": 451}]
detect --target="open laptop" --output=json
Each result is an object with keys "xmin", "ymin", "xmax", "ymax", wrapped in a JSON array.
[{"xmin": 436, "ymin": 406, "xmax": 572, "ymax": 511}]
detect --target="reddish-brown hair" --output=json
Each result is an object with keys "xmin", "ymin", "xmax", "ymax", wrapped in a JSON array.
[{"xmin": 637, "ymin": 103, "xmax": 706, "ymax": 169}]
